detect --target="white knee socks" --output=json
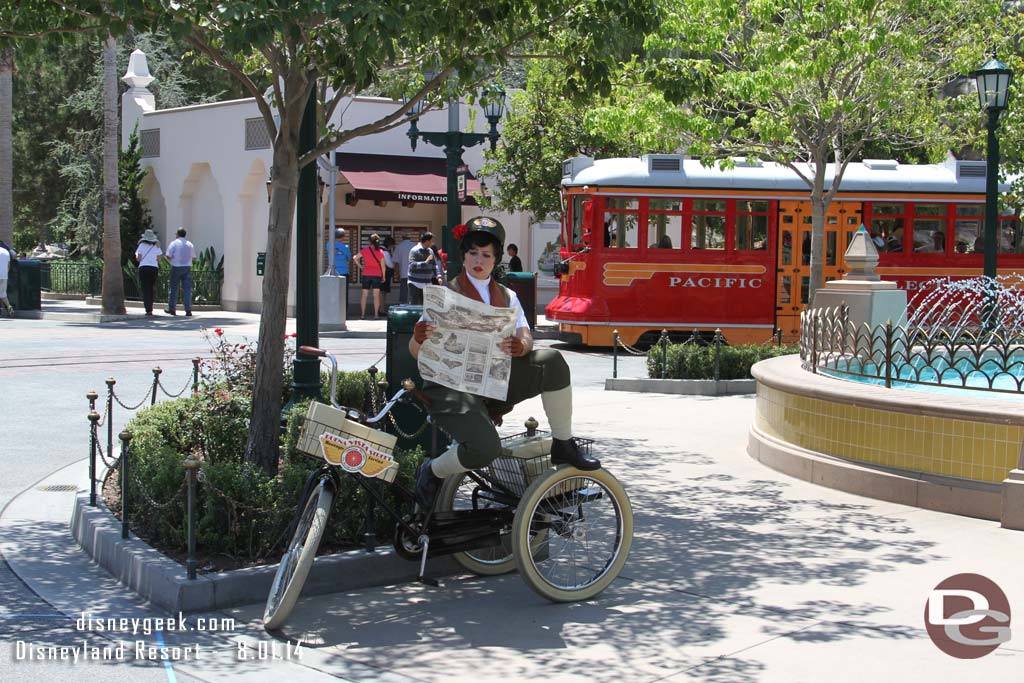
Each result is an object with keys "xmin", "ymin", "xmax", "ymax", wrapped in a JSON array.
[
  {"xmin": 429, "ymin": 443, "xmax": 469, "ymax": 478},
  {"xmin": 541, "ymin": 386, "xmax": 573, "ymax": 440}
]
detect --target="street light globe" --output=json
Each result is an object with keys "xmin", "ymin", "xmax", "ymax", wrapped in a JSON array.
[
  {"xmin": 971, "ymin": 56, "xmax": 1014, "ymax": 111},
  {"xmin": 481, "ymin": 84, "xmax": 506, "ymax": 120}
]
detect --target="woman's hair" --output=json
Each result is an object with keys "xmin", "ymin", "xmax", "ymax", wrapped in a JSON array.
[
  {"xmin": 383, "ymin": 235, "xmax": 395, "ymax": 248},
  {"xmin": 460, "ymin": 231, "xmax": 502, "ymax": 263},
  {"xmin": 507, "ymin": 243, "xmax": 518, "ymax": 254},
  {"xmin": 368, "ymin": 233, "xmax": 381, "ymax": 247}
]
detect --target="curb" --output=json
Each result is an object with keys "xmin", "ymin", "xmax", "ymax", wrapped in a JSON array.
[
  {"xmin": 17, "ymin": 310, "xmax": 133, "ymax": 323},
  {"xmin": 71, "ymin": 492, "xmax": 458, "ymax": 614},
  {"xmin": 605, "ymin": 377, "xmax": 757, "ymax": 395}
]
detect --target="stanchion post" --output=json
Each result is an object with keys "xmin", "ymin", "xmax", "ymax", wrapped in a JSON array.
[
  {"xmin": 363, "ymin": 481, "xmax": 377, "ymax": 552},
  {"xmin": 151, "ymin": 367, "xmax": 162, "ymax": 406},
  {"xmin": 87, "ymin": 392, "xmax": 99, "ymax": 507},
  {"xmin": 776, "ymin": 328, "xmax": 783, "ymax": 346},
  {"xmin": 183, "ymin": 455, "xmax": 200, "ymax": 580},
  {"xmin": 612, "ymin": 329, "xmax": 619, "ymax": 379},
  {"xmin": 713, "ymin": 329, "xmax": 722, "ymax": 382},
  {"xmin": 884, "ymin": 319, "xmax": 894, "ymax": 389},
  {"xmin": 660, "ymin": 329, "xmax": 669, "ymax": 380},
  {"xmin": 105, "ymin": 378, "xmax": 115, "ymax": 472},
  {"xmin": 525, "ymin": 416, "xmax": 538, "ymax": 438},
  {"xmin": 192, "ymin": 357, "xmax": 201, "ymax": 395},
  {"xmin": 119, "ymin": 430, "xmax": 132, "ymax": 539}
]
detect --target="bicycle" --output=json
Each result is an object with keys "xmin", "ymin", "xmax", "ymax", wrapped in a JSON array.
[{"xmin": 264, "ymin": 346, "xmax": 634, "ymax": 630}]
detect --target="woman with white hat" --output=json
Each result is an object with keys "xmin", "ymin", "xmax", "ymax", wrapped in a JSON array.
[{"xmin": 134, "ymin": 229, "xmax": 163, "ymax": 316}]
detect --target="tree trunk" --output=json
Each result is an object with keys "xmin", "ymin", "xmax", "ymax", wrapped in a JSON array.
[
  {"xmin": 0, "ymin": 48, "xmax": 13, "ymax": 247},
  {"xmin": 807, "ymin": 160, "xmax": 829, "ymax": 307},
  {"xmin": 101, "ymin": 34, "xmax": 125, "ymax": 314},
  {"xmin": 244, "ymin": 145, "xmax": 299, "ymax": 474}
]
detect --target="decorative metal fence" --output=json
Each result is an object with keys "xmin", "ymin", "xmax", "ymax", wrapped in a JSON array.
[
  {"xmin": 41, "ymin": 261, "xmax": 223, "ymax": 304},
  {"xmin": 800, "ymin": 305, "xmax": 1024, "ymax": 395}
]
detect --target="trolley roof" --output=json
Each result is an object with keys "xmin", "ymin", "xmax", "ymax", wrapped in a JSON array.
[{"xmin": 561, "ymin": 155, "xmax": 1006, "ymax": 195}]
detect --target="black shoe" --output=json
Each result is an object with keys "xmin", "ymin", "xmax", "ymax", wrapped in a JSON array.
[
  {"xmin": 550, "ymin": 438, "xmax": 601, "ymax": 470},
  {"xmin": 164, "ymin": 308, "xmax": 176, "ymax": 316},
  {"xmin": 414, "ymin": 459, "xmax": 443, "ymax": 509},
  {"xmin": 185, "ymin": 312, "xmax": 193, "ymax": 317}
]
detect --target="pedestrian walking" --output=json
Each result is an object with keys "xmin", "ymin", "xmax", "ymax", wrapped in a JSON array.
[
  {"xmin": 396, "ymin": 234, "xmax": 416, "ymax": 303},
  {"xmin": 163, "ymin": 228, "xmax": 196, "ymax": 316},
  {"xmin": 408, "ymin": 231, "xmax": 443, "ymax": 305},
  {"xmin": 134, "ymin": 229, "xmax": 163, "ymax": 316}
]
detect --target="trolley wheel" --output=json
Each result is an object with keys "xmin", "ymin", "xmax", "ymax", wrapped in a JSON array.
[
  {"xmin": 437, "ymin": 472, "xmax": 517, "ymax": 575},
  {"xmin": 511, "ymin": 467, "xmax": 633, "ymax": 602},
  {"xmin": 264, "ymin": 477, "xmax": 334, "ymax": 630}
]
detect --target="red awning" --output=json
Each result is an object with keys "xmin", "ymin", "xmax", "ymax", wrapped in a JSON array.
[{"xmin": 335, "ymin": 152, "xmax": 481, "ymax": 205}]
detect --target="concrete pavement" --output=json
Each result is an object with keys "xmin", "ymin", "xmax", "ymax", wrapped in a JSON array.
[{"xmin": 1, "ymin": 303, "xmax": 1022, "ymax": 682}]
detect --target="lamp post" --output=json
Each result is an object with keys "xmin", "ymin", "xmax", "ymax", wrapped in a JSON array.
[
  {"xmin": 405, "ymin": 84, "xmax": 505, "ymax": 276},
  {"xmin": 970, "ymin": 54, "xmax": 1014, "ymax": 280}
]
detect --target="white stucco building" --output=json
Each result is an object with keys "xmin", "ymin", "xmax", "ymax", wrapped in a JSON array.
[{"xmin": 121, "ymin": 50, "xmax": 557, "ymax": 314}]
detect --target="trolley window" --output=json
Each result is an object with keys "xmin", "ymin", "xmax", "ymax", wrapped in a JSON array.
[
  {"xmin": 1001, "ymin": 217, "xmax": 1023, "ymax": 254},
  {"xmin": 734, "ymin": 200, "xmax": 770, "ymax": 251},
  {"xmin": 691, "ymin": 200, "xmax": 726, "ymax": 250},
  {"xmin": 648, "ymin": 198, "xmax": 683, "ymax": 250},
  {"xmin": 569, "ymin": 195, "xmax": 590, "ymax": 248},
  {"xmin": 605, "ymin": 197, "xmax": 640, "ymax": 249}
]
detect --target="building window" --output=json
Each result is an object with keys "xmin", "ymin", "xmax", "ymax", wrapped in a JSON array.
[
  {"xmin": 140, "ymin": 129, "xmax": 160, "ymax": 158},
  {"xmin": 245, "ymin": 117, "xmax": 271, "ymax": 150}
]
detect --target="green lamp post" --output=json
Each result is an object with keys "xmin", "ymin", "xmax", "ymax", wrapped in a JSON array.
[
  {"xmin": 405, "ymin": 84, "xmax": 505, "ymax": 277},
  {"xmin": 970, "ymin": 54, "xmax": 1014, "ymax": 280}
]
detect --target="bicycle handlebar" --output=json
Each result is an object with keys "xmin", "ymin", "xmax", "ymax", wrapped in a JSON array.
[{"xmin": 305, "ymin": 348, "xmax": 419, "ymax": 425}]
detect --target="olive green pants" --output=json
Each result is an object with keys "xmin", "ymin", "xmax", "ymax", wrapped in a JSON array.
[{"xmin": 422, "ymin": 348, "xmax": 571, "ymax": 469}]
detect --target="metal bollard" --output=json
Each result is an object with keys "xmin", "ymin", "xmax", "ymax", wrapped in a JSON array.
[
  {"xmin": 776, "ymin": 328, "xmax": 783, "ymax": 346},
  {"xmin": 525, "ymin": 416, "xmax": 539, "ymax": 438},
  {"xmin": 660, "ymin": 329, "xmax": 669, "ymax": 380},
  {"xmin": 612, "ymin": 329, "xmax": 619, "ymax": 379},
  {"xmin": 363, "ymin": 481, "xmax": 377, "ymax": 552},
  {"xmin": 87, "ymin": 393, "xmax": 99, "ymax": 507},
  {"xmin": 151, "ymin": 367, "xmax": 162, "ymax": 406},
  {"xmin": 713, "ymin": 329, "xmax": 723, "ymax": 382},
  {"xmin": 192, "ymin": 357, "xmax": 202, "ymax": 395},
  {"xmin": 183, "ymin": 455, "xmax": 200, "ymax": 580},
  {"xmin": 366, "ymin": 366, "xmax": 378, "ymax": 410},
  {"xmin": 105, "ymin": 378, "xmax": 115, "ymax": 472},
  {"xmin": 119, "ymin": 430, "xmax": 132, "ymax": 539}
]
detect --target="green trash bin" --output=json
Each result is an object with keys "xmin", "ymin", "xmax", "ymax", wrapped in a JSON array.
[
  {"xmin": 9, "ymin": 258, "xmax": 41, "ymax": 311},
  {"xmin": 504, "ymin": 271, "xmax": 537, "ymax": 331},
  {"xmin": 385, "ymin": 305, "xmax": 449, "ymax": 453}
]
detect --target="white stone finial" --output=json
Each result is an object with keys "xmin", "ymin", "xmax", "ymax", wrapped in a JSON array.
[
  {"xmin": 843, "ymin": 224, "xmax": 880, "ymax": 281},
  {"xmin": 122, "ymin": 49, "xmax": 155, "ymax": 89}
]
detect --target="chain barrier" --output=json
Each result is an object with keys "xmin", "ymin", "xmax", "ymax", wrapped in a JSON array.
[
  {"xmin": 112, "ymin": 387, "xmax": 153, "ymax": 411},
  {"xmin": 94, "ymin": 435, "xmax": 118, "ymax": 469},
  {"xmin": 125, "ymin": 466, "xmax": 188, "ymax": 511},
  {"xmin": 198, "ymin": 469, "xmax": 289, "ymax": 515},
  {"xmin": 157, "ymin": 373, "xmax": 194, "ymax": 398}
]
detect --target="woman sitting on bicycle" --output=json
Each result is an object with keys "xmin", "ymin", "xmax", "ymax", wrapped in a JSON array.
[{"xmin": 409, "ymin": 217, "xmax": 600, "ymax": 508}]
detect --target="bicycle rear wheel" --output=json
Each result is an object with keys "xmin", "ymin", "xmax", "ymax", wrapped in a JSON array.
[
  {"xmin": 511, "ymin": 467, "xmax": 632, "ymax": 602},
  {"xmin": 264, "ymin": 477, "xmax": 334, "ymax": 630},
  {"xmin": 438, "ymin": 472, "xmax": 517, "ymax": 575}
]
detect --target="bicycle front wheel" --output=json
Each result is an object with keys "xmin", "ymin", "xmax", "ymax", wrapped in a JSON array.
[
  {"xmin": 511, "ymin": 467, "xmax": 633, "ymax": 602},
  {"xmin": 264, "ymin": 477, "xmax": 334, "ymax": 630},
  {"xmin": 438, "ymin": 472, "xmax": 517, "ymax": 575}
]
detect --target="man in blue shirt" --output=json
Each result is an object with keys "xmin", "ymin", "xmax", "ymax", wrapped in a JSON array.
[{"xmin": 329, "ymin": 228, "xmax": 351, "ymax": 276}]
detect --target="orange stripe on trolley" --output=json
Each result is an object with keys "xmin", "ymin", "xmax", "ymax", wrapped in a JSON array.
[{"xmin": 603, "ymin": 262, "xmax": 767, "ymax": 286}]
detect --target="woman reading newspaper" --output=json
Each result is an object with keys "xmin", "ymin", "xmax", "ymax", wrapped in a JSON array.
[{"xmin": 408, "ymin": 217, "xmax": 600, "ymax": 509}]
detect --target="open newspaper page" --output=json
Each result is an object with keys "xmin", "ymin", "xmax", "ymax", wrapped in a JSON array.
[{"xmin": 418, "ymin": 284, "xmax": 517, "ymax": 401}]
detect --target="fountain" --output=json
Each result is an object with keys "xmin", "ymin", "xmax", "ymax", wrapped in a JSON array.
[{"xmin": 749, "ymin": 227, "xmax": 1024, "ymax": 529}]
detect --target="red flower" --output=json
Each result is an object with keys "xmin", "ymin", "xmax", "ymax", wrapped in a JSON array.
[
  {"xmin": 214, "ymin": 328, "xmax": 224, "ymax": 336},
  {"xmin": 453, "ymin": 223, "xmax": 468, "ymax": 240}
]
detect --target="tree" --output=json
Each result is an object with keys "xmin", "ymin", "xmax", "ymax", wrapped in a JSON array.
[
  {"xmin": 5, "ymin": 0, "xmax": 659, "ymax": 474},
  {"xmin": 0, "ymin": 47, "xmax": 12, "ymax": 247},
  {"xmin": 645, "ymin": 0, "xmax": 1001, "ymax": 304},
  {"xmin": 100, "ymin": 32, "xmax": 124, "ymax": 314},
  {"xmin": 483, "ymin": 58, "xmax": 689, "ymax": 221},
  {"xmin": 120, "ymin": 127, "xmax": 152, "ymax": 260}
]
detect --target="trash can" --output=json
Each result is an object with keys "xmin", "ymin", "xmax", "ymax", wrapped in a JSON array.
[
  {"xmin": 385, "ymin": 305, "xmax": 449, "ymax": 453},
  {"xmin": 9, "ymin": 258, "xmax": 41, "ymax": 311},
  {"xmin": 504, "ymin": 271, "xmax": 537, "ymax": 330}
]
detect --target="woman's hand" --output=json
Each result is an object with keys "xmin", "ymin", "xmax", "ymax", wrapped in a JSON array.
[
  {"xmin": 413, "ymin": 321, "xmax": 437, "ymax": 344},
  {"xmin": 500, "ymin": 336, "xmax": 526, "ymax": 357}
]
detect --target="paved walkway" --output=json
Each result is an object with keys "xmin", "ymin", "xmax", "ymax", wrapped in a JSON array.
[{"xmin": 1, "ymin": 305, "xmax": 1022, "ymax": 682}]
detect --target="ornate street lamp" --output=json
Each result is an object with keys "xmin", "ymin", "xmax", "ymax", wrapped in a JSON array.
[
  {"xmin": 970, "ymin": 54, "xmax": 1014, "ymax": 279},
  {"xmin": 405, "ymin": 84, "xmax": 506, "ymax": 276}
]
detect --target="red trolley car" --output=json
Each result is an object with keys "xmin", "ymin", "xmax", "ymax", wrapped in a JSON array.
[{"xmin": 545, "ymin": 154, "xmax": 1024, "ymax": 346}]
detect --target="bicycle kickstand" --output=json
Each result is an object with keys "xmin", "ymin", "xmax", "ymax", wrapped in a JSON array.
[{"xmin": 416, "ymin": 533, "xmax": 440, "ymax": 587}]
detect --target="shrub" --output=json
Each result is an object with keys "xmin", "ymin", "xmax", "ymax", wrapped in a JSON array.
[{"xmin": 647, "ymin": 341, "xmax": 799, "ymax": 380}]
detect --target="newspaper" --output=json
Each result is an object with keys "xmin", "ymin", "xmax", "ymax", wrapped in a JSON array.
[{"xmin": 417, "ymin": 284, "xmax": 517, "ymax": 400}]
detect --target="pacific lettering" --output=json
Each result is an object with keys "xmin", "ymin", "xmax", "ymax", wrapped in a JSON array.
[{"xmin": 667, "ymin": 277, "xmax": 765, "ymax": 289}]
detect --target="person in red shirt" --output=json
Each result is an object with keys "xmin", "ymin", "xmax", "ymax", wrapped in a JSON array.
[{"xmin": 355, "ymin": 233, "xmax": 389, "ymax": 319}]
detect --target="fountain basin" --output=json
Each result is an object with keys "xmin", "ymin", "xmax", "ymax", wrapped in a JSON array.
[{"xmin": 750, "ymin": 354, "xmax": 1024, "ymax": 525}]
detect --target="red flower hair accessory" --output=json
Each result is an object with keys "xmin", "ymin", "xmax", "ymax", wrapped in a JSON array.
[{"xmin": 453, "ymin": 223, "xmax": 468, "ymax": 240}]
